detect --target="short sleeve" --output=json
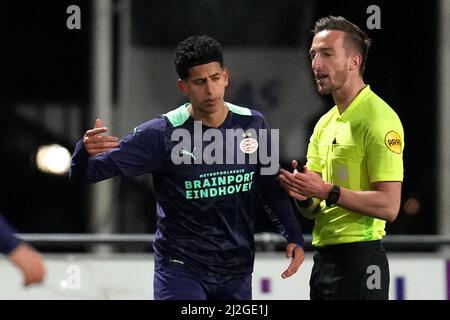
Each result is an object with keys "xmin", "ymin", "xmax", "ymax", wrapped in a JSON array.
[
  {"xmin": 306, "ymin": 123, "xmax": 322, "ymax": 174},
  {"xmin": 366, "ymin": 114, "xmax": 404, "ymax": 182}
]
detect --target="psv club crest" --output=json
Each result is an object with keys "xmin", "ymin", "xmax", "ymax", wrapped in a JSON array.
[{"xmin": 239, "ymin": 135, "xmax": 259, "ymax": 154}]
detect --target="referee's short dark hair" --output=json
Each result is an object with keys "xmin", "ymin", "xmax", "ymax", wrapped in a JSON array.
[
  {"xmin": 174, "ymin": 35, "xmax": 224, "ymax": 80},
  {"xmin": 313, "ymin": 16, "xmax": 372, "ymax": 76}
]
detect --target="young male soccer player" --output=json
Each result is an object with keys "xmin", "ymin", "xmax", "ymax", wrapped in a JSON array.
[{"xmin": 70, "ymin": 35, "xmax": 305, "ymax": 300}]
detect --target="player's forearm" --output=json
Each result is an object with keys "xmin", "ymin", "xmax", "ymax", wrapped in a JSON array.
[
  {"xmin": 69, "ymin": 140, "xmax": 90, "ymax": 183},
  {"xmin": 69, "ymin": 140, "xmax": 120, "ymax": 184},
  {"xmin": 265, "ymin": 197, "xmax": 305, "ymax": 247},
  {"xmin": 258, "ymin": 174, "xmax": 304, "ymax": 246}
]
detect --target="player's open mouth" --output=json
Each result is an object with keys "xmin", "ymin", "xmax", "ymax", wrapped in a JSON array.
[{"xmin": 315, "ymin": 74, "xmax": 329, "ymax": 82}]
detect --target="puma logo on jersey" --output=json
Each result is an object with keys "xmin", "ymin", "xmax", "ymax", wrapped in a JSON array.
[
  {"xmin": 179, "ymin": 148, "xmax": 197, "ymax": 160},
  {"xmin": 132, "ymin": 127, "xmax": 142, "ymax": 136}
]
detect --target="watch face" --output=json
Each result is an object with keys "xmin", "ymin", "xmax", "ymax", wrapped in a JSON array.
[{"xmin": 326, "ymin": 185, "xmax": 340, "ymax": 206}]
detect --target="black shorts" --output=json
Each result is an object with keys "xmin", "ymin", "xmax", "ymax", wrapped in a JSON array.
[{"xmin": 310, "ymin": 240, "xmax": 389, "ymax": 300}]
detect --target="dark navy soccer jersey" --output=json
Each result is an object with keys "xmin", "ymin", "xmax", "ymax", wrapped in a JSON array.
[{"xmin": 70, "ymin": 102, "xmax": 304, "ymax": 280}]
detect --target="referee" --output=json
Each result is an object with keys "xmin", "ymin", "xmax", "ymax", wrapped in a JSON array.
[{"xmin": 279, "ymin": 16, "xmax": 404, "ymax": 299}]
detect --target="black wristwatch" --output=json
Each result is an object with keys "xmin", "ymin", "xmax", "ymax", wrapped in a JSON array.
[{"xmin": 326, "ymin": 185, "xmax": 341, "ymax": 206}]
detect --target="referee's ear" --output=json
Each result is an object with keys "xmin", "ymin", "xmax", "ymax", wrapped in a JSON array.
[{"xmin": 349, "ymin": 51, "xmax": 362, "ymax": 73}]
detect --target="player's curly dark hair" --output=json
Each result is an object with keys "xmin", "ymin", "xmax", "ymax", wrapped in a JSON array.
[
  {"xmin": 313, "ymin": 16, "xmax": 372, "ymax": 76},
  {"xmin": 174, "ymin": 35, "xmax": 224, "ymax": 80}
]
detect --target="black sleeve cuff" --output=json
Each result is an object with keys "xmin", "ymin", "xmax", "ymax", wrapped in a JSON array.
[{"xmin": 296, "ymin": 198, "xmax": 313, "ymax": 208}]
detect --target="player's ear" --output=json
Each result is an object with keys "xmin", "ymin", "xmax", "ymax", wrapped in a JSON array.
[
  {"xmin": 223, "ymin": 67, "xmax": 229, "ymax": 87},
  {"xmin": 178, "ymin": 79, "xmax": 188, "ymax": 96}
]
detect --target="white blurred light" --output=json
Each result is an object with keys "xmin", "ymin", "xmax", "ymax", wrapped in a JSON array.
[{"xmin": 36, "ymin": 144, "xmax": 71, "ymax": 175}]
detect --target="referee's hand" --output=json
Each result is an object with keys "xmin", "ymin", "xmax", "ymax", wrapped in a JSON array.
[
  {"xmin": 281, "ymin": 243, "xmax": 305, "ymax": 279},
  {"xmin": 83, "ymin": 119, "xmax": 119, "ymax": 155}
]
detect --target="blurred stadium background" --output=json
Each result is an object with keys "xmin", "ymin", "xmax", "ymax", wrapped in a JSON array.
[{"xmin": 0, "ymin": 0, "xmax": 449, "ymax": 299}]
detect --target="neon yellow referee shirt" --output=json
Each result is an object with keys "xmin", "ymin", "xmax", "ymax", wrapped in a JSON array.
[{"xmin": 306, "ymin": 85, "xmax": 404, "ymax": 247}]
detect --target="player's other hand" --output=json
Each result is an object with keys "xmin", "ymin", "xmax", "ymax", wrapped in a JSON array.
[
  {"xmin": 281, "ymin": 243, "xmax": 305, "ymax": 279},
  {"xmin": 83, "ymin": 119, "xmax": 119, "ymax": 155}
]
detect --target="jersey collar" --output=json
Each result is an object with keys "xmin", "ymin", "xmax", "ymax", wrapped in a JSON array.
[{"xmin": 338, "ymin": 85, "xmax": 372, "ymax": 122}]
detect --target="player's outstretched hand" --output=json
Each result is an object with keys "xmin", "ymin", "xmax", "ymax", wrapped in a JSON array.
[{"xmin": 83, "ymin": 119, "xmax": 119, "ymax": 155}]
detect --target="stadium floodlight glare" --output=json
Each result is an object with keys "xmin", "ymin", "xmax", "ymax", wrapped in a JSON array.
[{"xmin": 36, "ymin": 144, "xmax": 71, "ymax": 175}]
